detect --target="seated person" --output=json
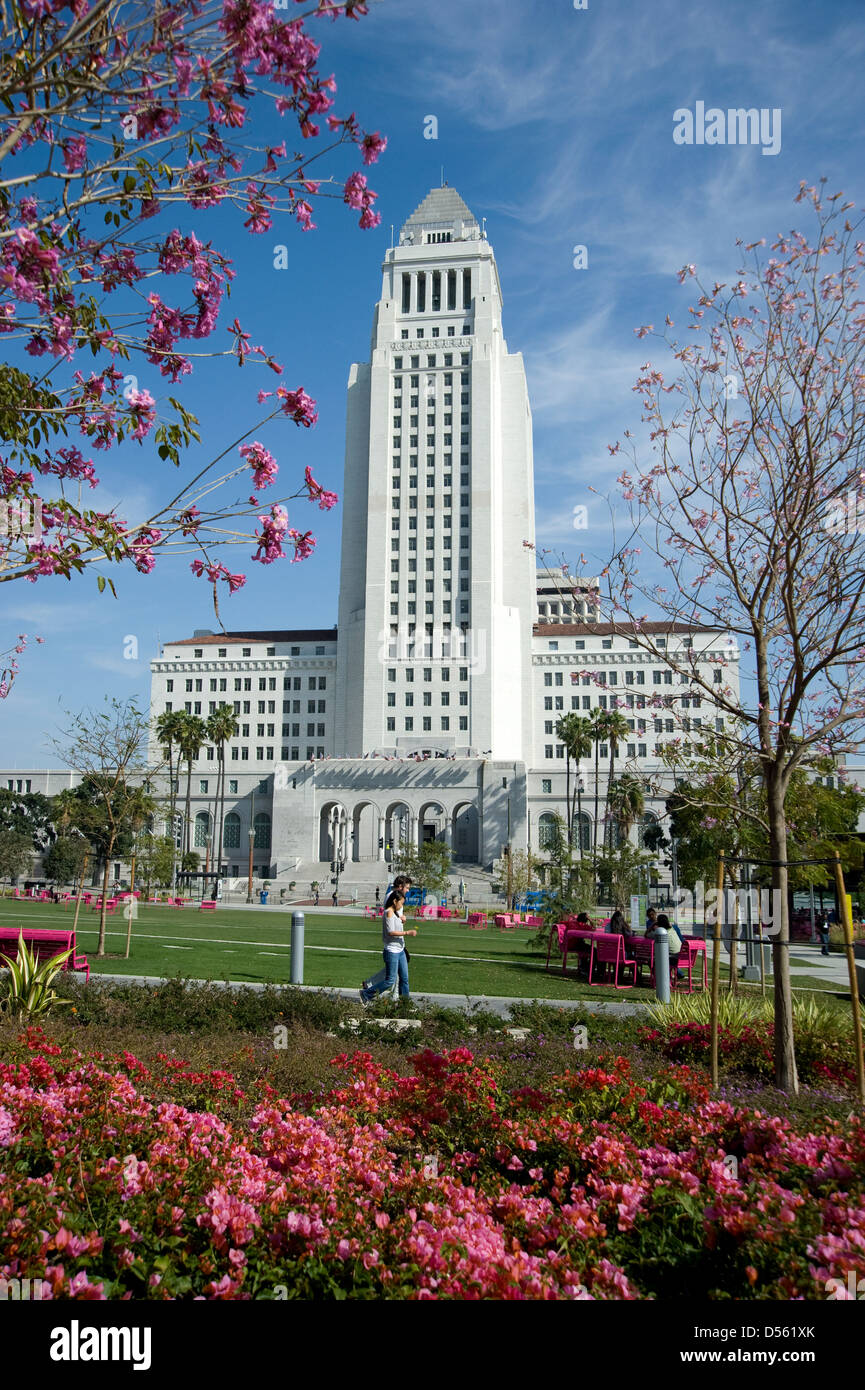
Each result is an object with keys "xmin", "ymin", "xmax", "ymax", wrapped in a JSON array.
[
  {"xmin": 645, "ymin": 907, "xmax": 658, "ymax": 938},
  {"xmin": 655, "ymin": 912, "xmax": 684, "ymax": 977},
  {"xmin": 607, "ymin": 909, "xmax": 633, "ymax": 938}
]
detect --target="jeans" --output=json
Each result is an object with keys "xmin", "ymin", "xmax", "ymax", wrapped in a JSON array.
[{"xmin": 363, "ymin": 949, "xmax": 409, "ymax": 1000}]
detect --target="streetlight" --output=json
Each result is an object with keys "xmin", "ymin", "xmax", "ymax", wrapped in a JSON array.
[
  {"xmin": 246, "ymin": 786, "xmax": 256, "ymax": 903},
  {"xmin": 329, "ymin": 805, "xmax": 346, "ymax": 904},
  {"xmin": 170, "ymin": 811, "xmax": 184, "ymax": 897},
  {"xmin": 502, "ymin": 776, "xmax": 512, "ymax": 909}
]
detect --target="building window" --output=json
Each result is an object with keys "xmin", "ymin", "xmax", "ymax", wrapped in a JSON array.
[{"xmin": 253, "ymin": 813, "xmax": 271, "ymax": 850}]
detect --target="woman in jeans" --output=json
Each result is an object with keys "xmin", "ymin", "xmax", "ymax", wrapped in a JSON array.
[{"xmin": 360, "ymin": 891, "xmax": 417, "ymax": 1004}]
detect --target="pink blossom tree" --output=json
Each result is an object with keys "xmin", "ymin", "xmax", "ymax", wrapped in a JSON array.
[
  {"xmin": 605, "ymin": 181, "xmax": 865, "ymax": 1093},
  {"xmin": 0, "ymin": 0, "xmax": 384, "ymax": 694}
]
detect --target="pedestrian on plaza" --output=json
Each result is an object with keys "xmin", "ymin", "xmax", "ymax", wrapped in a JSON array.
[
  {"xmin": 375, "ymin": 885, "xmax": 381, "ymax": 908},
  {"xmin": 360, "ymin": 892, "xmax": 417, "ymax": 1005},
  {"xmin": 362, "ymin": 875, "xmax": 413, "ymax": 994},
  {"xmin": 458, "ymin": 878, "xmax": 465, "ymax": 906},
  {"xmin": 817, "ymin": 912, "xmax": 830, "ymax": 956},
  {"xmin": 332, "ymin": 888, "xmax": 338, "ymax": 907}
]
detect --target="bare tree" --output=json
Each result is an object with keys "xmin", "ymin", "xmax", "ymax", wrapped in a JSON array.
[
  {"xmin": 604, "ymin": 181, "xmax": 865, "ymax": 1092},
  {"xmin": 53, "ymin": 698, "xmax": 152, "ymax": 954}
]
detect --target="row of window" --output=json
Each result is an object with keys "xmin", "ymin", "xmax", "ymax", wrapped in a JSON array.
[
  {"xmin": 543, "ymin": 636, "xmax": 691, "ymax": 652},
  {"xmin": 387, "ymin": 692, "xmax": 468, "ymax": 706},
  {"xmin": 393, "ymin": 356, "xmax": 470, "ymax": 372},
  {"xmin": 166, "ymin": 675, "xmax": 327, "ymax": 694},
  {"xmin": 391, "ymin": 515, "xmax": 471, "ymax": 529},
  {"xmin": 401, "ymin": 269, "xmax": 472, "ymax": 314},
  {"xmin": 397, "ymin": 325, "xmax": 468, "ymax": 339},
  {"xmin": 386, "ymin": 667, "xmax": 469, "ymax": 682},
  {"xmin": 198, "ymin": 746, "xmax": 326, "ymax": 761},
  {"xmin": 390, "ymin": 538, "xmax": 472, "ymax": 554},
  {"xmin": 385, "ymin": 717, "xmax": 468, "ymax": 732},
  {"xmin": 186, "ymin": 645, "xmax": 328, "ymax": 659},
  {"xmin": 393, "ymin": 413, "xmax": 470, "ymax": 428},
  {"xmin": 189, "ymin": 810, "xmax": 271, "ymax": 850},
  {"xmin": 543, "ymin": 742, "xmax": 712, "ymax": 760}
]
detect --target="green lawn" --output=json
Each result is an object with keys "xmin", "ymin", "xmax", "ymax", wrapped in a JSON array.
[
  {"xmin": 1, "ymin": 899, "xmax": 847, "ymax": 1005},
  {"xmin": 0, "ymin": 900, "xmax": 663, "ymax": 1003}
]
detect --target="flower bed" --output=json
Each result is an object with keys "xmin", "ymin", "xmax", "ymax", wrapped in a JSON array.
[{"xmin": 1, "ymin": 1029, "xmax": 864, "ymax": 1300}]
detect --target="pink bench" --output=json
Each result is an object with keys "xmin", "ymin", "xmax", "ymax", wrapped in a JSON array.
[{"xmin": 200, "ymin": 900, "xmax": 217, "ymax": 911}]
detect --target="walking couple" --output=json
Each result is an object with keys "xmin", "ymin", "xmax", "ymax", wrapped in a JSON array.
[{"xmin": 359, "ymin": 874, "xmax": 416, "ymax": 1005}]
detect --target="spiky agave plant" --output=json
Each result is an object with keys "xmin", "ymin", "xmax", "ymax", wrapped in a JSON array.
[{"xmin": 0, "ymin": 931, "xmax": 74, "ymax": 1018}]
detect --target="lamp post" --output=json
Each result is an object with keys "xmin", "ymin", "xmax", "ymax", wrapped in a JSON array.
[
  {"xmin": 329, "ymin": 805, "xmax": 347, "ymax": 904},
  {"xmin": 170, "ymin": 811, "xmax": 184, "ymax": 897},
  {"xmin": 502, "ymin": 776, "xmax": 512, "ymax": 910},
  {"xmin": 247, "ymin": 786, "xmax": 256, "ymax": 903}
]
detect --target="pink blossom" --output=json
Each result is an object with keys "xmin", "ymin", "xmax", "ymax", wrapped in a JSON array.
[{"xmin": 239, "ymin": 441, "xmax": 278, "ymax": 490}]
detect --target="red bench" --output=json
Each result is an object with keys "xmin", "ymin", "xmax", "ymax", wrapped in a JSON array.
[
  {"xmin": 200, "ymin": 900, "xmax": 217, "ymax": 911},
  {"xmin": 0, "ymin": 926, "xmax": 89, "ymax": 982}
]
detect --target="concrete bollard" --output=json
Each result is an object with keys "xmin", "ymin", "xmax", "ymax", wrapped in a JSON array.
[
  {"xmin": 291, "ymin": 910, "xmax": 304, "ymax": 985},
  {"xmin": 654, "ymin": 925, "xmax": 671, "ymax": 1004}
]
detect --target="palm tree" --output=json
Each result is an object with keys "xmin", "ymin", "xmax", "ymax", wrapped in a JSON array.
[
  {"xmin": 588, "ymin": 707, "xmax": 608, "ymax": 880},
  {"xmin": 177, "ymin": 714, "xmax": 207, "ymax": 859},
  {"xmin": 206, "ymin": 704, "xmax": 239, "ymax": 889},
  {"xmin": 602, "ymin": 710, "xmax": 631, "ymax": 851},
  {"xmin": 607, "ymin": 774, "xmax": 645, "ymax": 846},
  {"xmin": 155, "ymin": 709, "xmax": 185, "ymax": 875},
  {"xmin": 555, "ymin": 712, "xmax": 582, "ymax": 841},
  {"xmin": 567, "ymin": 716, "xmax": 594, "ymax": 857}
]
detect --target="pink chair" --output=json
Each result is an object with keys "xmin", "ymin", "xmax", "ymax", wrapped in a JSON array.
[
  {"xmin": 631, "ymin": 937, "xmax": 655, "ymax": 986},
  {"xmin": 467, "ymin": 912, "xmax": 487, "ymax": 930},
  {"xmin": 675, "ymin": 938, "xmax": 708, "ymax": 993},
  {"xmin": 590, "ymin": 935, "xmax": 637, "ymax": 989},
  {"xmin": 545, "ymin": 923, "xmax": 570, "ymax": 971}
]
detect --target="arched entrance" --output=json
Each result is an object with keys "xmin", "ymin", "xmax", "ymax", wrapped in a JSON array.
[
  {"xmin": 384, "ymin": 802, "xmax": 412, "ymax": 864},
  {"xmin": 452, "ymin": 802, "xmax": 479, "ymax": 861},
  {"xmin": 418, "ymin": 801, "xmax": 446, "ymax": 847},
  {"xmin": 319, "ymin": 801, "xmax": 348, "ymax": 862},
  {"xmin": 352, "ymin": 800, "xmax": 381, "ymax": 861}
]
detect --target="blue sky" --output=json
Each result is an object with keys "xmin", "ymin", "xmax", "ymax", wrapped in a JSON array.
[{"xmin": 2, "ymin": 0, "xmax": 864, "ymax": 766}]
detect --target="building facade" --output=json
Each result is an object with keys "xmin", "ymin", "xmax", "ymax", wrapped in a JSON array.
[{"xmin": 3, "ymin": 188, "xmax": 741, "ymax": 890}]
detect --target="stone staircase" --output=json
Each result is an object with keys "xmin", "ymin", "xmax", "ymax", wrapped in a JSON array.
[{"xmin": 226, "ymin": 860, "xmax": 507, "ymax": 909}]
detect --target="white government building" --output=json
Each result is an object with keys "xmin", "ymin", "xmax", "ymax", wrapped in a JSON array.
[{"xmin": 5, "ymin": 187, "xmax": 740, "ymax": 892}]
